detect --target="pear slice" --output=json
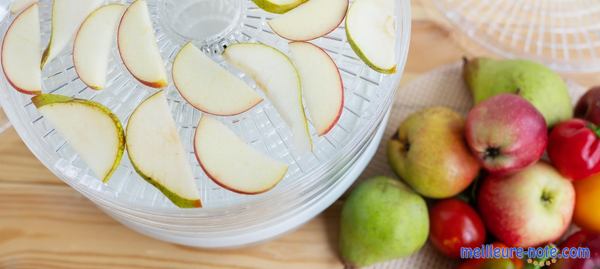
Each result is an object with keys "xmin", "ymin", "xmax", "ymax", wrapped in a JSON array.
[
  {"xmin": 126, "ymin": 92, "xmax": 201, "ymax": 208},
  {"xmin": 252, "ymin": 0, "xmax": 307, "ymax": 14},
  {"xmin": 118, "ymin": 0, "xmax": 168, "ymax": 89},
  {"xmin": 73, "ymin": 4, "xmax": 127, "ymax": 90},
  {"xmin": 32, "ymin": 94, "xmax": 125, "ymax": 183},
  {"xmin": 346, "ymin": 0, "xmax": 396, "ymax": 74},
  {"xmin": 195, "ymin": 116, "xmax": 288, "ymax": 194},
  {"xmin": 41, "ymin": 0, "xmax": 103, "ymax": 68},
  {"xmin": 10, "ymin": 0, "xmax": 37, "ymax": 14},
  {"xmin": 289, "ymin": 42, "xmax": 343, "ymax": 136},
  {"xmin": 1, "ymin": 3, "xmax": 41, "ymax": 95},
  {"xmin": 223, "ymin": 43, "xmax": 312, "ymax": 152},
  {"xmin": 268, "ymin": 0, "xmax": 348, "ymax": 41},
  {"xmin": 172, "ymin": 43, "xmax": 262, "ymax": 116}
]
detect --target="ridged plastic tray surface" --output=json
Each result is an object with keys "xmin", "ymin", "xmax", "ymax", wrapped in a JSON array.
[{"xmin": 0, "ymin": 0, "xmax": 411, "ymax": 223}]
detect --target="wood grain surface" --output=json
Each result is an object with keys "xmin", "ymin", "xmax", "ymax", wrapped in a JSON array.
[{"xmin": 1, "ymin": 1, "xmax": 599, "ymax": 268}]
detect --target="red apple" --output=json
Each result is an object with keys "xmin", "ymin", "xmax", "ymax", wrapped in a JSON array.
[
  {"xmin": 478, "ymin": 162, "xmax": 575, "ymax": 248},
  {"xmin": 551, "ymin": 230, "xmax": 600, "ymax": 269},
  {"xmin": 466, "ymin": 94, "xmax": 547, "ymax": 175},
  {"xmin": 575, "ymin": 86, "xmax": 600, "ymax": 125}
]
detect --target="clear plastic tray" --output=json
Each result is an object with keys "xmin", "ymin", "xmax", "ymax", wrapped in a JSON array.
[{"xmin": 0, "ymin": 0, "xmax": 411, "ymax": 246}]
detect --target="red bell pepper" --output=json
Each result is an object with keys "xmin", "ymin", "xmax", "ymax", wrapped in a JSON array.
[{"xmin": 548, "ymin": 119, "xmax": 600, "ymax": 180}]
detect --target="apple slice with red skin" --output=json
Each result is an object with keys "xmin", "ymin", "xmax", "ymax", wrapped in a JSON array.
[
  {"xmin": 117, "ymin": 0, "xmax": 168, "ymax": 88},
  {"xmin": 172, "ymin": 42, "xmax": 262, "ymax": 116},
  {"xmin": 1, "ymin": 3, "xmax": 41, "ymax": 95},
  {"xmin": 288, "ymin": 42, "xmax": 343, "ymax": 136},
  {"xmin": 194, "ymin": 116, "xmax": 288, "ymax": 194},
  {"xmin": 73, "ymin": 4, "xmax": 127, "ymax": 90},
  {"xmin": 268, "ymin": 0, "xmax": 348, "ymax": 41}
]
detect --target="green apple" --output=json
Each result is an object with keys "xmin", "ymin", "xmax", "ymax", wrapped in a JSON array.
[
  {"xmin": 252, "ymin": 0, "xmax": 307, "ymax": 14},
  {"xmin": 172, "ymin": 42, "xmax": 263, "ymax": 116},
  {"xmin": 223, "ymin": 42, "xmax": 312, "ymax": 152},
  {"xmin": 346, "ymin": 0, "xmax": 396, "ymax": 74},
  {"xmin": 1, "ymin": 3, "xmax": 41, "ymax": 95},
  {"xmin": 388, "ymin": 107, "xmax": 480, "ymax": 198},
  {"xmin": 463, "ymin": 57, "xmax": 572, "ymax": 127},
  {"xmin": 340, "ymin": 176, "xmax": 429, "ymax": 267},
  {"xmin": 194, "ymin": 116, "xmax": 288, "ymax": 194},
  {"xmin": 118, "ymin": 0, "xmax": 168, "ymax": 88},
  {"xmin": 32, "ymin": 94, "xmax": 125, "ymax": 183},
  {"xmin": 73, "ymin": 4, "xmax": 127, "ymax": 90},
  {"xmin": 126, "ymin": 91, "xmax": 202, "ymax": 208},
  {"xmin": 42, "ymin": 0, "xmax": 103, "ymax": 68}
]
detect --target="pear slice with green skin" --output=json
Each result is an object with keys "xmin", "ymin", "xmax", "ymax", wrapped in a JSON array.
[
  {"xmin": 32, "ymin": 94, "xmax": 125, "ymax": 183},
  {"xmin": 252, "ymin": 0, "xmax": 307, "ymax": 14},
  {"xmin": 195, "ymin": 116, "xmax": 288, "ymax": 194},
  {"xmin": 172, "ymin": 42, "xmax": 263, "ymax": 116},
  {"xmin": 10, "ymin": 0, "xmax": 37, "ymax": 14},
  {"xmin": 126, "ymin": 91, "xmax": 202, "ymax": 208},
  {"xmin": 41, "ymin": 0, "xmax": 103, "ymax": 68},
  {"xmin": 1, "ymin": 3, "xmax": 42, "ymax": 95},
  {"xmin": 346, "ymin": 0, "xmax": 397, "ymax": 74},
  {"xmin": 73, "ymin": 4, "xmax": 127, "ymax": 90},
  {"xmin": 268, "ymin": 0, "xmax": 348, "ymax": 41},
  {"xmin": 223, "ymin": 43, "xmax": 312, "ymax": 152},
  {"xmin": 117, "ymin": 0, "xmax": 168, "ymax": 89}
]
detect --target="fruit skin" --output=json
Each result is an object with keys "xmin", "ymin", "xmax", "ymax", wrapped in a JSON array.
[
  {"xmin": 465, "ymin": 94, "xmax": 547, "ymax": 176},
  {"xmin": 547, "ymin": 119, "xmax": 600, "ymax": 180},
  {"xmin": 477, "ymin": 162, "xmax": 575, "ymax": 248},
  {"xmin": 126, "ymin": 92, "xmax": 201, "ymax": 208},
  {"xmin": 573, "ymin": 174, "xmax": 600, "ymax": 233},
  {"xmin": 575, "ymin": 86, "xmax": 600, "ymax": 125},
  {"xmin": 32, "ymin": 94, "xmax": 125, "ymax": 183},
  {"xmin": 251, "ymin": 0, "xmax": 307, "ymax": 14},
  {"xmin": 117, "ymin": 0, "xmax": 168, "ymax": 89},
  {"xmin": 340, "ymin": 176, "xmax": 429, "ymax": 267},
  {"xmin": 1, "ymin": 3, "xmax": 42, "ymax": 95},
  {"xmin": 388, "ymin": 107, "xmax": 480, "ymax": 198},
  {"xmin": 347, "ymin": 34, "xmax": 396, "ymax": 74},
  {"xmin": 551, "ymin": 230, "xmax": 600, "ymax": 269},
  {"xmin": 463, "ymin": 58, "xmax": 572, "ymax": 127},
  {"xmin": 429, "ymin": 199, "xmax": 486, "ymax": 259}
]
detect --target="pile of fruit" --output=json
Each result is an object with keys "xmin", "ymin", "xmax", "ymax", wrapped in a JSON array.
[
  {"xmin": 339, "ymin": 58, "xmax": 600, "ymax": 269},
  {"xmin": 1, "ymin": 0, "xmax": 396, "ymax": 208}
]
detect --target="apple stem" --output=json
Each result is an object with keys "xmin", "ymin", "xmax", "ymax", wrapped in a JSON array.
[{"xmin": 589, "ymin": 123, "xmax": 600, "ymax": 138}]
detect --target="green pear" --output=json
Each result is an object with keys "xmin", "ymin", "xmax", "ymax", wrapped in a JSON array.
[
  {"xmin": 340, "ymin": 176, "xmax": 429, "ymax": 267},
  {"xmin": 463, "ymin": 57, "xmax": 572, "ymax": 127},
  {"xmin": 388, "ymin": 107, "xmax": 480, "ymax": 198}
]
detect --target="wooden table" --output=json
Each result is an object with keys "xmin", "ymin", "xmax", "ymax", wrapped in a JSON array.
[{"xmin": 1, "ymin": 1, "xmax": 599, "ymax": 268}]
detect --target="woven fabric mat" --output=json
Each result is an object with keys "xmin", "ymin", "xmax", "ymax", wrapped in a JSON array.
[{"xmin": 349, "ymin": 61, "xmax": 586, "ymax": 269}]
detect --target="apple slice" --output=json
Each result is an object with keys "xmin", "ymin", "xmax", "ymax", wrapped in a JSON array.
[
  {"xmin": 118, "ymin": 0, "xmax": 168, "ymax": 88},
  {"xmin": 268, "ymin": 0, "xmax": 348, "ymax": 41},
  {"xmin": 252, "ymin": 0, "xmax": 307, "ymax": 14},
  {"xmin": 32, "ymin": 94, "xmax": 125, "ymax": 183},
  {"xmin": 172, "ymin": 43, "xmax": 262, "ymax": 116},
  {"xmin": 195, "ymin": 116, "xmax": 288, "ymax": 194},
  {"xmin": 346, "ymin": 0, "xmax": 397, "ymax": 74},
  {"xmin": 223, "ymin": 43, "xmax": 312, "ymax": 152},
  {"xmin": 73, "ymin": 4, "xmax": 127, "ymax": 90},
  {"xmin": 41, "ymin": 0, "xmax": 103, "ymax": 68},
  {"xmin": 1, "ymin": 3, "xmax": 41, "ymax": 95},
  {"xmin": 10, "ymin": 0, "xmax": 37, "ymax": 14},
  {"xmin": 289, "ymin": 42, "xmax": 343, "ymax": 136},
  {"xmin": 126, "ymin": 92, "xmax": 201, "ymax": 208}
]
